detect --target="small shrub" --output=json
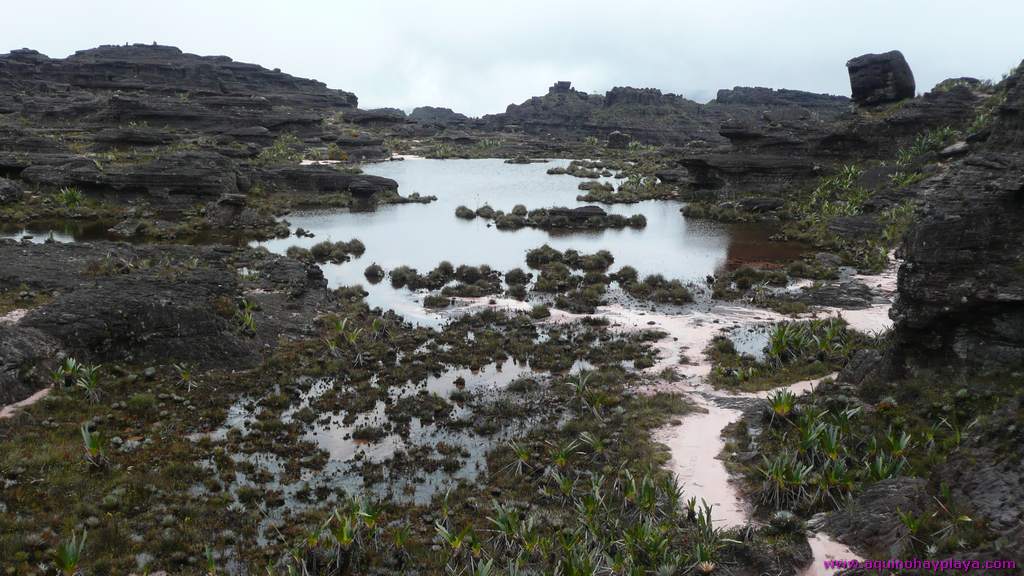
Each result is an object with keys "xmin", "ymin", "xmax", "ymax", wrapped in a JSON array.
[
  {"xmin": 256, "ymin": 133, "xmax": 303, "ymax": 165},
  {"xmin": 364, "ymin": 263, "xmax": 385, "ymax": 282},
  {"xmin": 423, "ymin": 294, "xmax": 451, "ymax": 309},
  {"xmin": 504, "ymin": 267, "xmax": 530, "ymax": 286}
]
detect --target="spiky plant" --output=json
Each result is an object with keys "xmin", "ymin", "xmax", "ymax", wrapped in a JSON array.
[
  {"xmin": 819, "ymin": 424, "xmax": 843, "ymax": 461},
  {"xmin": 548, "ymin": 439, "xmax": 581, "ymax": 469},
  {"xmin": 52, "ymin": 357, "xmax": 84, "ymax": 388},
  {"xmin": 80, "ymin": 424, "xmax": 105, "ymax": 467},
  {"xmin": 504, "ymin": 439, "xmax": 532, "ymax": 476},
  {"xmin": 54, "ymin": 529, "xmax": 87, "ymax": 576},
  {"xmin": 237, "ymin": 308, "xmax": 257, "ymax": 335},
  {"xmin": 865, "ymin": 452, "xmax": 906, "ymax": 481},
  {"xmin": 75, "ymin": 364, "xmax": 102, "ymax": 403},
  {"xmin": 885, "ymin": 425, "xmax": 913, "ymax": 458},
  {"xmin": 57, "ymin": 186, "xmax": 84, "ymax": 209},
  {"xmin": 766, "ymin": 389, "xmax": 797, "ymax": 419},
  {"xmin": 174, "ymin": 363, "xmax": 197, "ymax": 392}
]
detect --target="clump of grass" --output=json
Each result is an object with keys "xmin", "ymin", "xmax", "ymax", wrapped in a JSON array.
[
  {"xmin": 236, "ymin": 299, "xmax": 257, "ymax": 335},
  {"xmin": 363, "ymin": 262, "xmax": 385, "ymax": 282},
  {"xmin": 529, "ymin": 304, "xmax": 550, "ymax": 319},
  {"xmin": 57, "ymin": 186, "xmax": 85, "ymax": 209},
  {"xmin": 256, "ymin": 133, "xmax": 304, "ymax": 165},
  {"xmin": 308, "ymin": 239, "xmax": 366, "ymax": 264},
  {"xmin": 620, "ymin": 273, "xmax": 693, "ymax": 304},
  {"xmin": 708, "ymin": 318, "xmax": 868, "ymax": 392},
  {"xmin": 423, "ymin": 294, "xmax": 451, "ymax": 309}
]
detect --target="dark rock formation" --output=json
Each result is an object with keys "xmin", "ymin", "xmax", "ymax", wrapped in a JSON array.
[
  {"xmin": 735, "ymin": 196, "xmax": 784, "ymax": 213},
  {"xmin": 0, "ymin": 324, "xmax": 60, "ymax": 405},
  {"xmin": 891, "ymin": 61, "xmax": 1024, "ymax": 370},
  {"xmin": 0, "ymin": 44, "xmax": 406, "ymax": 236},
  {"xmin": 409, "ymin": 106, "xmax": 469, "ymax": 125},
  {"xmin": 607, "ymin": 131, "xmax": 632, "ymax": 149},
  {"xmin": 819, "ymin": 477, "xmax": 928, "ymax": 557},
  {"xmin": 345, "ymin": 107, "xmax": 407, "ymax": 127},
  {"xmin": 0, "ymin": 240, "xmax": 334, "ymax": 374},
  {"xmin": 0, "ymin": 177, "xmax": 22, "ymax": 204},
  {"xmin": 672, "ymin": 72, "xmax": 984, "ymax": 200},
  {"xmin": 257, "ymin": 166, "xmax": 398, "ymax": 198},
  {"xmin": 0, "ymin": 45, "xmax": 356, "ymax": 136},
  {"xmin": 846, "ymin": 50, "xmax": 916, "ymax": 106},
  {"xmin": 21, "ymin": 150, "xmax": 241, "ymax": 200},
  {"xmin": 939, "ymin": 409, "xmax": 1024, "ymax": 554},
  {"xmin": 481, "ymin": 81, "xmax": 850, "ymax": 146}
]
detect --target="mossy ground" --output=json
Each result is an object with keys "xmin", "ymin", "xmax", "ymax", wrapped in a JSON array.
[{"xmin": 0, "ymin": 295, "xmax": 698, "ymax": 574}]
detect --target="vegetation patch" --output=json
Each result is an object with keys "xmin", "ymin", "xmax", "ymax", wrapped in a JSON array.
[
  {"xmin": 707, "ymin": 318, "xmax": 870, "ymax": 392},
  {"xmin": 727, "ymin": 369, "xmax": 1023, "ymax": 558}
]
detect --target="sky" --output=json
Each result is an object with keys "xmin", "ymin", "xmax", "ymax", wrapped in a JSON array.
[{"xmin": 4, "ymin": 1, "xmax": 1022, "ymax": 117}]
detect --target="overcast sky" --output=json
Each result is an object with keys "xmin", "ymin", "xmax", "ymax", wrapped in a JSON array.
[{"xmin": 5, "ymin": 1, "xmax": 1022, "ymax": 116}]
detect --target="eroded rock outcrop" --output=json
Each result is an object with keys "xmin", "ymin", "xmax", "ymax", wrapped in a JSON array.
[
  {"xmin": 0, "ymin": 240, "xmax": 334, "ymax": 374},
  {"xmin": 481, "ymin": 81, "xmax": 850, "ymax": 146},
  {"xmin": 0, "ymin": 44, "xmax": 408, "ymax": 238},
  {"xmin": 409, "ymin": 106, "xmax": 470, "ymax": 126},
  {"xmin": 0, "ymin": 324, "xmax": 59, "ymax": 405},
  {"xmin": 891, "ymin": 61, "xmax": 1024, "ymax": 370}
]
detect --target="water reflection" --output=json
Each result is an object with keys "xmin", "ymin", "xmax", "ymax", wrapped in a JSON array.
[{"xmin": 259, "ymin": 159, "xmax": 803, "ymax": 315}]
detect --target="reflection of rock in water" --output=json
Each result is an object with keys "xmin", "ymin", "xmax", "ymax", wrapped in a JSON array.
[{"xmin": 722, "ymin": 223, "xmax": 807, "ymax": 270}]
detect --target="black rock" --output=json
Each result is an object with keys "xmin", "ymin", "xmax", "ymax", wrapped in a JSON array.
[
  {"xmin": 0, "ymin": 324, "xmax": 60, "ymax": 405},
  {"xmin": 0, "ymin": 177, "xmax": 23, "ymax": 205},
  {"xmin": 409, "ymin": 106, "xmax": 469, "ymax": 125},
  {"xmin": 846, "ymin": 50, "xmax": 916, "ymax": 106},
  {"xmin": 607, "ymin": 131, "xmax": 632, "ymax": 149}
]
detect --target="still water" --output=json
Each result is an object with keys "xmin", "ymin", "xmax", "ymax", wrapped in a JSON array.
[{"xmin": 259, "ymin": 158, "xmax": 803, "ymax": 318}]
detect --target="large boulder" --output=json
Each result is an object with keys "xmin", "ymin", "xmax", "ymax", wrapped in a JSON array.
[
  {"xmin": 0, "ymin": 324, "xmax": 60, "ymax": 406},
  {"xmin": 0, "ymin": 177, "xmax": 23, "ymax": 204},
  {"xmin": 846, "ymin": 50, "xmax": 916, "ymax": 105},
  {"xmin": 607, "ymin": 131, "xmax": 632, "ymax": 149}
]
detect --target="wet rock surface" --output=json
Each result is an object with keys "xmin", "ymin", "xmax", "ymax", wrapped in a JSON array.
[
  {"xmin": 0, "ymin": 239, "xmax": 334, "ymax": 372},
  {"xmin": 819, "ymin": 477, "xmax": 928, "ymax": 557},
  {"xmin": 892, "ymin": 61, "xmax": 1024, "ymax": 371}
]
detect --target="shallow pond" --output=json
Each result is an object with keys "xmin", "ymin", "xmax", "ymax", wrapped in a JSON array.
[
  {"xmin": 258, "ymin": 158, "xmax": 804, "ymax": 320},
  {"xmin": 0, "ymin": 220, "xmax": 115, "ymax": 243}
]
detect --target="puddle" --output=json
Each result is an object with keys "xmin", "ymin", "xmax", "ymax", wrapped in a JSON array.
[
  {"xmin": 725, "ymin": 324, "xmax": 772, "ymax": 362},
  {"xmin": 198, "ymin": 360, "xmax": 550, "ymax": 510}
]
